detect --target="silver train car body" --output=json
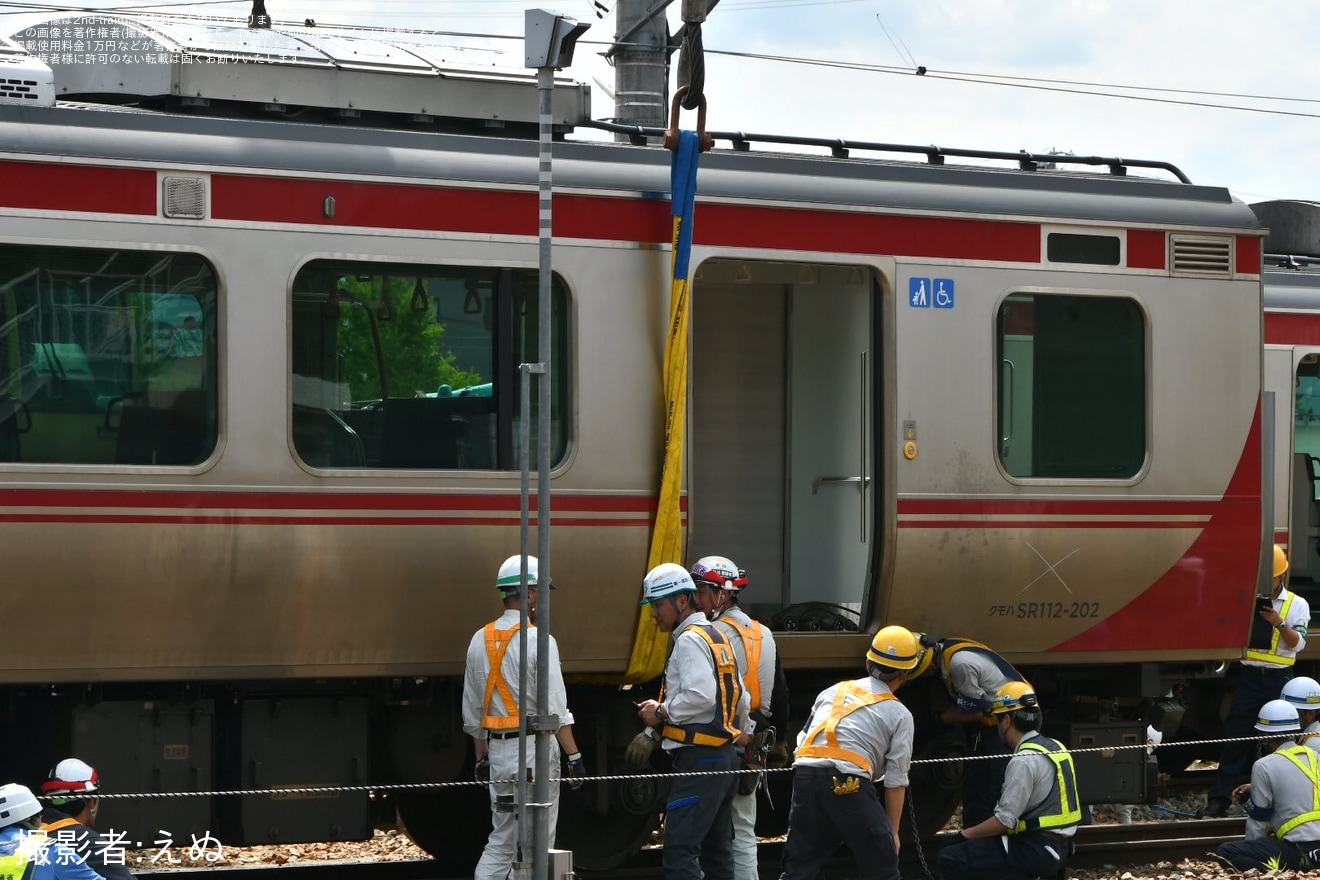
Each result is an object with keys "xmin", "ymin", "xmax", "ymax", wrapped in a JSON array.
[{"xmin": 0, "ymin": 16, "xmax": 1269, "ymax": 866}]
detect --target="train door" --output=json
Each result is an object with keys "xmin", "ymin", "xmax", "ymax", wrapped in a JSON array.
[
  {"xmin": 690, "ymin": 260, "xmax": 879, "ymax": 631},
  {"xmin": 1269, "ymin": 345, "xmax": 1320, "ymax": 589}
]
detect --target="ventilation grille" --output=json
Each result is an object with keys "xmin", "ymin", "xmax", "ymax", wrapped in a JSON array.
[
  {"xmin": 1171, "ymin": 236, "xmax": 1232, "ymax": 275},
  {"xmin": 162, "ymin": 177, "xmax": 206, "ymax": 219},
  {"xmin": 0, "ymin": 78, "xmax": 39, "ymax": 100}
]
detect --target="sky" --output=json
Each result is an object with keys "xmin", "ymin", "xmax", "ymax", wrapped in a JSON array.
[{"xmin": 3, "ymin": 0, "xmax": 1319, "ymax": 205}]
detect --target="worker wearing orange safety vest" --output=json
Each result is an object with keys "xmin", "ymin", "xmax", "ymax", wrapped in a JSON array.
[
  {"xmin": 779, "ymin": 625, "xmax": 917, "ymax": 880},
  {"xmin": 1202, "ymin": 545, "xmax": 1311, "ymax": 818},
  {"xmin": 636, "ymin": 563, "xmax": 750, "ymax": 880},
  {"xmin": 690, "ymin": 555, "xmax": 786, "ymax": 880},
  {"xmin": 461, "ymin": 554, "xmax": 584, "ymax": 880},
  {"xmin": 1216, "ymin": 700, "xmax": 1320, "ymax": 871}
]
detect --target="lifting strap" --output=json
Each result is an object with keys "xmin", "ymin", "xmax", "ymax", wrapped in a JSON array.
[{"xmin": 624, "ymin": 126, "xmax": 702, "ymax": 684}]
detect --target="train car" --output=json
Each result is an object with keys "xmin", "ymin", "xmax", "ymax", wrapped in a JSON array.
[
  {"xmin": 1259, "ymin": 201, "xmax": 1320, "ymax": 604},
  {"xmin": 0, "ymin": 14, "xmax": 1267, "ymax": 870}
]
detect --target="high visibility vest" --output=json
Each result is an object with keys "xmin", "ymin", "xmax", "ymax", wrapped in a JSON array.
[
  {"xmin": 720, "ymin": 615, "xmax": 765, "ymax": 714},
  {"xmin": 940, "ymin": 638, "xmax": 1024, "ymax": 688},
  {"xmin": 39, "ymin": 817, "xmax": 78, "ymax": 834},
  {"xmin": 795, "ymin": 682, "xmax": 895, "ymax": 778},
  {"xmin": 481, "ymin": 622, "xmax": 527, "ymax": 731},
  {"xmin": 659, "ymin": 625, "xmax": 744, "ymax": 747},
  {"xmin": 0, "ymin": 853, "xmax": 28, "ymax": 880},
  {"xmin": 1274, "ymin": 745, "xmax": 1320, "ymax": 838},
  {"xmin": 1245, "ymin": 592, "xmax": 1298, "ymax": 666},
  {"xmin": 1011, "ymin": 736, "xmax": 1083, "ymax": 834}
]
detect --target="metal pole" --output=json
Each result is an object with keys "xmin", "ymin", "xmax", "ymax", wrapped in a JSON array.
[
  {"xmin": 613, "ymin": 0, "xmax": 668, "ymax": 132},
  {"xmin": 516, "ymin": 362, "xmax": 533, "ymax": 871},
  {"xmin": 533, "ymin": 63, "xmax": 555, "ymax": 880}
]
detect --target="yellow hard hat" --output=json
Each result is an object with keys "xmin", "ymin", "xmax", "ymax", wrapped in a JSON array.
[
  {"xmin": 909, "ymin": 633, "xmax": 936, "ymax": 679},
  {"xmin": 989, "ymin": 680, "xmax": 1038, "ymax": 715},
  {"xmin": 1274, "ymin": 544, "xmax": 1289, "ymax": 578},
  {"xmin": 866, "ymin": 625, "xmax": 920, "ymax": 670}
]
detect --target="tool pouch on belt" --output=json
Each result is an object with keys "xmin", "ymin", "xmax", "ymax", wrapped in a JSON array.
[{"xmin": 737, "ymin": 729, "xmax": 772, "ymax": 796}]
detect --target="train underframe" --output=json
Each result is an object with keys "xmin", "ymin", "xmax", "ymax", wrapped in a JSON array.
[{"xmin": 0, "ymin": 654, "xmax": 1232, "ymax": 871}]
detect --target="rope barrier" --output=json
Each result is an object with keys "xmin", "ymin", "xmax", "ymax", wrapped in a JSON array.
[{"xmin": 52, "ymin": 731, "xmax": 1292, "ymax": 802}]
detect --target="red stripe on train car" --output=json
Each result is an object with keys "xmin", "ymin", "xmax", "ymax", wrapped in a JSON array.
[
  {"xmin": 0, "ymin": 514, "xmax": 660, "ymax": 527},
  {"xmin": 1126, "ymin": 230, "xmax": 1165, "ymax": 270},
  {"xmin": 1265, "ymin": 311, "xmax": 1320, "ymax": 345},
  {"xmin": 1237, "ymin": 236, "xmax": 1262, "ymax": 275},
  {"xmin": 1052, "ymin": 400, "xmax": 1262, "ymax": 651},
  {"xmin": 0, "ymin": 161, "xmax": 155, "ymax": 215},
  {"xmin": 210, "ymin": 174, "xmax": 1044, "ymax": 262},
  {"xmin": 0, "ymin": 488, "xmax": 671, "ymax": 512}
]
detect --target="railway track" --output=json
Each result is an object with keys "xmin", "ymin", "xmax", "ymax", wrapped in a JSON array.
[{"xmin": 140, "ymin": 818, "xmax": 1243, "ymax": 879}]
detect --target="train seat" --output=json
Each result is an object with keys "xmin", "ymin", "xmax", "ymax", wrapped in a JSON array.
[
  {"xmin": 380, "ymin": 397, "xmax": 463, "ymax": 469},
  {"xmin": 292, "ymin": 405, "xmax": 366, "ymax": 468},
  {"xmin": 112, "ymin": 390, "xmax": 211, "ymax": 466},
  {"xmin": 0, "ymin": 394, "xmax": 29, "ymax": 462}
]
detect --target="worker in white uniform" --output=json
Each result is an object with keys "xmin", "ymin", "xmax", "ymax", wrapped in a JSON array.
[
  {"xmin": 690, "ymin": 554, "xmax": 781, "ymax": 880},
  {"xmin": 1216, "ymin": 699, "xmax": 1320, "ymax": 871},
  {"xmin": 635, "ymin": 563, "xmax": 751, "ymax": 880},
  {"xmin": 1282, "ymin": 676, "xmax": 1320, "ymax": 754},
  {"xmin": 779, "ymin": 625, "xmax": 917, "ymax": 880},
  {"xmin": 461, "ymin": 554, "xmax": 584, "ymax": 880}
]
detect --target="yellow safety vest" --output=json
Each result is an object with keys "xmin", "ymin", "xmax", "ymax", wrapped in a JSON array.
[
  {"xmin": 0, "ymin": 853, "xmax": 27, "ymax": 880},
  {"xmin": 659, "ymin": 625, "xmax": 744, "ymax": 747},
  {"xmin": 1245, "ymin": 592, "xmax": 1298, "ymax": 665},
  {"xmin": 720, "ymin": 616, "xmax": 765, "ymax": 714},
  {"xmin": 1012, "ymin": 737, "xmax": 1083, "ymax": 834},
  {"xmin": 795, "ymin": 683, "xmax": 896, "ymax": 778},
  {"xmin": 1274, "ymin": 745, "xmax": 1320, "ymax": 838},
  {"xmin": 481, "ymin": 622, "xmax": 527, "ymax": 731}
]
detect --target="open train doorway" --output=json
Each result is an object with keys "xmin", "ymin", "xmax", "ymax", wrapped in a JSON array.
[
  {"xmin": 1269, "ymin": 345, "xmax": 1320, "ymax": 596},
  {"xmin": 690, "ymin": 260, "xmax": 880, "ymax": 633}
]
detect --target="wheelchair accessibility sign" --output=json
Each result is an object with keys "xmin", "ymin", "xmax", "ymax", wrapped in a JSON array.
[{"xmin": 909, "ymin": 277, "xmax": 955, "ymax": 309}]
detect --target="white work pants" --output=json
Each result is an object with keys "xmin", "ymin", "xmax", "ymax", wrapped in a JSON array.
[
  {"xmin": 732, "ymin": 788, "xmax": 758, "ymax": 880},
  {"xmin": 474, "ymin": 735, "xmax": 562, "ymax": 880}
]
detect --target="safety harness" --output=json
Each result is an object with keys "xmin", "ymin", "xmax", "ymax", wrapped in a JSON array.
[
  {"xmin": 718, "ymin": 614, "xmax": 765, "ymax": 713},
  {"xmin": 1274, "ymin": 744, "xmax": 1320, "ymax": 838},
  {"xmin": 1012, "ymin": 736, "xmax": 1083, "ymax": 834},
  {"xmin": 658, "ymin": 625, "xmax": 744, "ymax": 747},
  {"xmin": 1246, "ymin": 592, "xmax": 1299, "ymax": 665},
  {"xmin": 481, "ymin": 622, "xmax": 527, "ymax": 731},
  {"xmin": 795, "ymin": 683, "xmax": 896, "ymax": 778}
]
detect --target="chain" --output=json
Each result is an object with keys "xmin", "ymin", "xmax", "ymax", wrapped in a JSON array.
[{"xmin": 64, "ymin": 731, "xmax": 1287, "ymax": 802}]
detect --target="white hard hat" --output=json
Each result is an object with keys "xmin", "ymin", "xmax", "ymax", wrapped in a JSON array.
[
  {"xmin": 1282, "ymin": 676, "xmax": 1320, "ymax": 708},
  {"xmin": 0, "ymin": 783, "xmax": 41, "ymax": 829},
  {"xmin": 690, "ymin": 556, "xmax": 747, "ymax": 590},
  {"xmin": 1256, "ymin": 698, "xmax": 1301, "ymax": 733},
  {"xmin": 42, "ymin": 757, "xmax": 100, "ymax": 796},
  {"xmin": 495, "ymin": 554, "xmax": 552, "ymax": 596},
  {"xmin": 640, "ymin": 563, "xmax": 696, "ymax": 605}
]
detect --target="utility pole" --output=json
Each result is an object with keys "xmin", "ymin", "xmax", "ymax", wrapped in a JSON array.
[{"xmin": 612, "ymin": 0, "xmax": 668, "ymax": 131}]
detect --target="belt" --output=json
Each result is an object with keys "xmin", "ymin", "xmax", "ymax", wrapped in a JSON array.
[
  {"xmin": 1036, "ymin": 830, "xmax": 1073, "ymax": 846},
  {"xmin": 488, "ymin": 730, "xmax": 521, "ymax": 740},
  {"xmin": 1242, "ymin": 664, "xmax": 1291, "ymax": 674}
]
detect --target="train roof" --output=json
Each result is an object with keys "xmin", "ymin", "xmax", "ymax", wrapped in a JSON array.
[{"xmin": 0, "ymin": 12, "xmax": 1263, "ymax": 232}]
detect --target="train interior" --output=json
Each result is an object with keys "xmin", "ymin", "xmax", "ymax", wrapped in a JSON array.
[{"xmin": 690, "ymin": 259, "xmax": 879, "ymax": 634}]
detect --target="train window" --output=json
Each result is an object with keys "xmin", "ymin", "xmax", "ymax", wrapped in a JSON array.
[
  {"xmin": 1046, "ymin": 233, "xmax": 1121, "ymax": 266},
  {"xmin": 0, "ymin": 245, "xmax": 218, "ymax": 466},
  {"xmin": 997, "ymin": 293, "xmax": 1144, "ymax": 478},
  {"xmin": 290, "ymin": 262, "xmax": 567, "ymax": 470}
]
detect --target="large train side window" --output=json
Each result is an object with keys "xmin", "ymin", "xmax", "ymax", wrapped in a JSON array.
[
  {"xmin": 290, "ymin": 262, "xmax": 567, "ymax": 470},
  {"xmin": 0, "ymin": 246, "xmax": 218, "ymax": 466},
  {"xmin": 997, "ymin": 293, "xmax": 1145, "ymax": 478}
]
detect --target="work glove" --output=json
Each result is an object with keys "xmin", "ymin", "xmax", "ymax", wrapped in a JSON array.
[
  {"xmin": 766, "ymin": 738, "xmax": 790, "ymax": 769},
  {"xmin": 474, "ymin": 757, "xmax": 491, "ymax": 784},
  {"xmin": 626, "ymin": 729, "xmax": 658, "ymax": 766},
  {"xmin": 565, "ymin": 752, "xmax": 587, "ymax": 790}
]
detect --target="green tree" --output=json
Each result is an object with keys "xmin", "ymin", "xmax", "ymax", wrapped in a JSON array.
[{"xmin": 336, "ymin": 276, "xmax": 481, "ymax": 400}]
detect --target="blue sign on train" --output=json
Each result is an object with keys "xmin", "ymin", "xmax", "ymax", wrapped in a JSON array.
[
  {"xmin": 909, "ymin": 277, "xmax": 955, "ymax": 309},
  {"xmin": 933, "ymin": 278, "xmax": 955, "ymax": 309}
]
